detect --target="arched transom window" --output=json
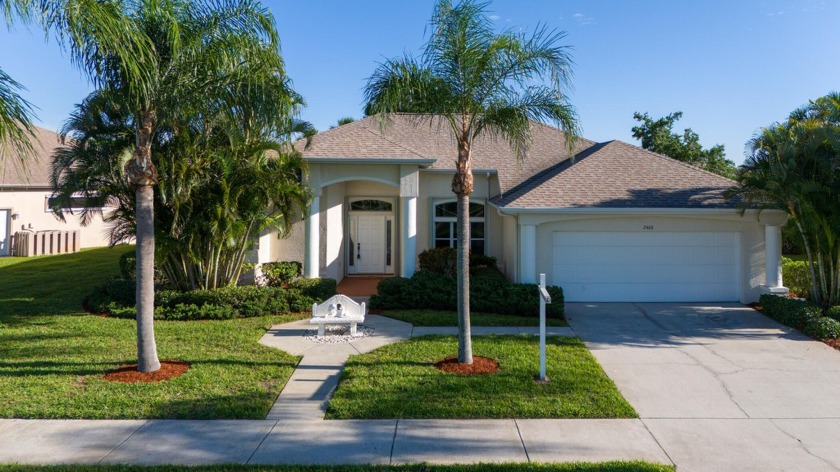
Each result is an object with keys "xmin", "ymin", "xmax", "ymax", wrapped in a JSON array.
[{"xmin": 434, "ymin": 201, "xmax": 485, "ymax": 254}]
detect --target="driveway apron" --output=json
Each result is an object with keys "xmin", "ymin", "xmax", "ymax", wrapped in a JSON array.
[{"xmin": 566, "ymin": 302, "xmax": 840, "ymax": 472}]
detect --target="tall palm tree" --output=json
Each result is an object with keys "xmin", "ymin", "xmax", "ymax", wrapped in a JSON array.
[
  {"xmin": 58, "ymin": 0, "xmax": 284, "ymax": 372},
  {"xmin": 364, "ymin": 0, "xmax": 579, "ymax": 364},
  {"xmin": 1, "ymin": 0, "xmax": 150, "ymax": 175},
  {"xmin": 729, "ymin": 93, "xmax": 840, "ymax": 308},
  {"xmin": 0, "ymin": 68, "xmax": 35, "ymax": 174}
]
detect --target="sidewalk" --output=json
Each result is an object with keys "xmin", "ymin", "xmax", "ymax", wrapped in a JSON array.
[{"xmin": 0, "ymin": 316, "xmax": 671, "ymax": 467}]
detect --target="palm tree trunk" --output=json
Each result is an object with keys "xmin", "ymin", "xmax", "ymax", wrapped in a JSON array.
[
  {"xmin": 135, "ymin": 184, "xmax": 160, "ymax": 372},
  {"xmin": 126, "ymin": 109, "xmax": 160, "ymax": 373},
  {"xmin": 452, "ymin": 135, "xmax": 473, "ymax": 364}
]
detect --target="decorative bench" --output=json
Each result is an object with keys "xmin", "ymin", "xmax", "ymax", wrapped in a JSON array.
[{"xmin": 310, "ymin": 294, "xmax": 366, "ymax": 338}]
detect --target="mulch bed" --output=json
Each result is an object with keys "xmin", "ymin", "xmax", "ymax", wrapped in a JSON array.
[
  {"xmin": 104, "ymin": 360, "xmax": 190, "ymax": 383},
  {"xmin": 825, "ymin": 338, "xmax": 840, "ymax": 351},
  {"xmin": 434, "ymin": 355, "xmax": 499, "ymax": 375}
]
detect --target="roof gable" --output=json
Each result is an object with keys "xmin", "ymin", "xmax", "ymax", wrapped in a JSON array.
[
  {"xmin": 1, "ymin": 126, "xmax": 63, "ymax": 188},
  {"xmin": 297, "ymin": 115, "xmax": 596, "ymax": 192},
  {"xmin": 492, "ymin": 140, "xmax": 740, "ymax": 209}
]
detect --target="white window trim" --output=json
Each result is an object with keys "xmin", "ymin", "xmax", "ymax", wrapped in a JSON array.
[
  {"xmin": 431, "ymin": 198, "xmax": 486, "ymax": 254},
  {"xmin": 44, "ymin": 193, "xmax": 106, "ymax": 213}
]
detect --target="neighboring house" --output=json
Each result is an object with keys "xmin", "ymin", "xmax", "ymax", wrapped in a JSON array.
[
  {"xmin": 256, "ymin": 114, "xmax": 788, "ymax": 303},
  {"xmin": 0, "ymin": 127, "xmax": 114, "ymax": 256}
]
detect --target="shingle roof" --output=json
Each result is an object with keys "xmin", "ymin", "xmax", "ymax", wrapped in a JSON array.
[
  {"xmin": 491, "ymin": 140, "xmax": 740, "ymax": 209},
  {"xmin": 297, "ymin": 115, "xmax": 597, "ymax": 193},
  {"xmin": 0, "ymin": 126, "xmax": 62, "ymax": 188},
  {"xmin": 297, "ymin": 115, "xmax": 739, "ymax": 209}
]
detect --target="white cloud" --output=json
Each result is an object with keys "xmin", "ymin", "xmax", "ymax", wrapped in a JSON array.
[
  {"xmin": 489, "ymin": 14, "xmax": 500, "ymax": 21},
  {"xmin": 572, "ymin": 12, "xmax": 594, "ymax": 25}
]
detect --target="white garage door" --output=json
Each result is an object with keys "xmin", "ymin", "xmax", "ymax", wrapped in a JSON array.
[{"xmin": 553, "ymin": 231, "xmax": 740, "ymax": 302}]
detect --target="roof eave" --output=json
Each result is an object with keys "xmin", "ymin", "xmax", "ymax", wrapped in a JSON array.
[{"xmin": 303, "ymin": 157, "xmax": 437, "ymax": 167}]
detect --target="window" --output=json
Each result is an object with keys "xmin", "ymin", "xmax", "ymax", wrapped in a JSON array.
[
  {"xmin": 45, "ymin": 195, "xmax": 103, "ymax": 212},
  {"xmin": 350, "ymin": 199, "xmax": 392, "ymax": 211},
  {"xmin": 433, "ymin": 201, "xmax": 485, "ymax": 254}
]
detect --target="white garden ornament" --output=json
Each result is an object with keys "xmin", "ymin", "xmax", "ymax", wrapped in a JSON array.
[{"xmin": 310, "ymin": 294, "xmax": 366, "ymax": 338}]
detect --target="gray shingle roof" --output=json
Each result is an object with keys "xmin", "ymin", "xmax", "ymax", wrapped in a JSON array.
[
  {"xmin": 297, "ymin": 115, "xmax": 739, "ymax": 209},
  {"xmin": 297, "ymin": 115, "xmax": 596, "ymax": 193},
  {"xmin": 491, "ymin": 140, "xmax": 739, "ymax": 209},
  {"xmin": 0, "ymin": 126, "xmax": 62, "ymax": 188}
]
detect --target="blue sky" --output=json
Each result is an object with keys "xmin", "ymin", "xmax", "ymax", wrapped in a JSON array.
[{"xmin": 1, "ymin": 0, "xmax": 838, "ymax": 164}]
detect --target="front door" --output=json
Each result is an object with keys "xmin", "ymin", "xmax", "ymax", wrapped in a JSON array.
[{"xmin": 355, "ymin": 215, "xmax": 386, "ymax": 273}]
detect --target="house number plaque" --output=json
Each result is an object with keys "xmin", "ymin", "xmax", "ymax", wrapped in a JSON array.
[{"xmin": 643, "ymin": 225, "xmax": 654, "ymax": 230}]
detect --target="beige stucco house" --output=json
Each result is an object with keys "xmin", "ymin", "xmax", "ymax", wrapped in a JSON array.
[
  {"xmin": 0, "ymin": 127, "xmax": 114, "ymax": 255},
  {"xmin": 256, "ymin": 115, "xmax": 788, "ymax": 303}
]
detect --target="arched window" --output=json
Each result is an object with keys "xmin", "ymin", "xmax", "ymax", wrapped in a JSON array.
[
  {"xmin": 349, "ymin": 199, "xmax": 392, "ymax": 211},
  {"xmin": 434, "ymin": 201, "xmax": 485, "ymax": 254}
]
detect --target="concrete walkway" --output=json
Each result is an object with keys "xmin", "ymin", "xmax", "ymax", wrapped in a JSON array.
[{"xmin": 3, "ymin": 306, "xmax": 839, "ymax": 471}]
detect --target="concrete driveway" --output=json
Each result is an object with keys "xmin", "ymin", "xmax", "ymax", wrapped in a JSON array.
[{"xmin": 567, "ymin": 303, "xmax": 840, "ymax": 472}]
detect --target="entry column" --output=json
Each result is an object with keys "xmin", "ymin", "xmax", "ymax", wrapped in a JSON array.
[
  {"xmin": 400, "ymin": 165, "xmax": 419, "ymax": 277},
  {"xmin": 763, "ymin": 224, "xmax": 788, "ymax": 295},
  {"xmin": 304, "ymin": 193, "xmax": 320, "ymax": 278},
  {"xmin": 520, "ymin": 224, "xmax": 537, "ymax": 284}
]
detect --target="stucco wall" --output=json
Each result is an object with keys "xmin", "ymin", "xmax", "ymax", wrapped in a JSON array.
[
  {"xmin": 417, "ymin": 171, "xmax": 504, "ymax": 266},
  {"xmin": 1, "ymin": 189, "xmax": 115, "ymax": 250},
  {"xmin": 530, "ymin": 214, "xmax": 767, "ymax": 303}
]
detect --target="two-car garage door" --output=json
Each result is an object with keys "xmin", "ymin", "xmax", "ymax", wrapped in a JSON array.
[{"xmin": 552, "ymin": 231, "xmax": 740, "ymax": 302}]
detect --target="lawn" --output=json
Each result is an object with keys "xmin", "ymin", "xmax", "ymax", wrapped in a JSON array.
[
  {"xmin": 379, "ymin": 309, "xmax": 567, "ymax": 327},
  {"xmin": 327, "ymin": 335, "xmax": 636, "ymax": 419},
  {"xmin": 0, "ymin": 247, "xmax": 302, "ymax": 419},
  {"xmin": 0, "ymin": 463, "xmax": 674, "ymax": 472}
]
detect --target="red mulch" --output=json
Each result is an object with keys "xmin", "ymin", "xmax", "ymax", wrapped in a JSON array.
[
  {"xmin": 435, "ymin": 356, "xmax": 499, "ymax": 375},
  {"xmin": 825, "ymin": 338, "xmax": 840, "ymax": 351},
  {"xmin": 104, "ymin": 360, "xmax": 190, "ymax": 383}
]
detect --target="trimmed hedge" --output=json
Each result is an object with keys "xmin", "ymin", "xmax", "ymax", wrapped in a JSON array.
[
  {"xmin": 417, "ymin": 247, "xmax": 499, "ymax": 278},
  {"xmin": 370, "ymin": 268, "xmax": 564, "ymax": 319},
  {"xmin": 804, "ymin": 316, "xmax": 840, "ymax": 340},
  {"xmin": 87, "ymin": 277, "xmax": 336, "ymax": 321},
  {"xmin": 758, "ymin": 294, "xmax": 840, "ymax": 341}
]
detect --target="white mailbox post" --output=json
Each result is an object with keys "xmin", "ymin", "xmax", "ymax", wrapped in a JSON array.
[{"xmin": 538, "ymin": 273, "xmax": 552, "ymax": 382}]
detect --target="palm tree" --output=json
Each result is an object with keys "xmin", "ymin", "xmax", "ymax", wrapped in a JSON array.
[
  {"xmin": 52, "ymin": 0, "xmax": 285, "ymax": 372},
  {"xmin": 0, "ymin": 68, "xmax": 35, "ymax": 174},
  {"xmin": 728, "ymin": 93, "xmax": 840, "ymax": 308},
  {"xmin": 364, "ymin": 0, "xmax": 579, "ymax": 364},
  {"xmin": 1, "ymin": 0, "xmax": 150, "ymax": 176}
]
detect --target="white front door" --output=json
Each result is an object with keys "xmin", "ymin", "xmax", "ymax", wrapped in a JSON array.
[
  {"xmin": 354, "ymin": 215, "xmax": 386, "ymax": 273},
  {"xmin": 0, "ymin": 209, "xmax": 9, "ymax": 256}
]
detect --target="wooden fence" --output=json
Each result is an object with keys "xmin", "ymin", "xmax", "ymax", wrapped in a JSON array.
[{"xmin": 11, "ymin": 230, "xmax": 80, "ymax": 257}]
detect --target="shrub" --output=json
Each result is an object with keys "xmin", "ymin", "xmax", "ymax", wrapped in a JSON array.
[
  {"xmin": 782, "ymin": 257, "xmax": 811, "ymax": 299},
  {"xmin": 369, "ymin": 268, "xmax": 565, "ymax": 319},
  {"xmin": 370, "ymin": 277, "xmax": 412, "ymax": 309},
  {"xmin": 804, "ymin": 317, "xmax": 840, "ymax": 340},
  {"xmin": 119, "ymin": 251, "xmax": 168, "ymax": 285},
  {"xmin": 291, "ymin": 277, "xmax": 337, "ymax": 302},
  {"xmin": 417, "ymin": 247, "xmax": 499, "ymax": 277},
  {"xmin": 88, "ymin": 278, "xmax": 336, "ymax": 321},
  {"xmin": 784, "ymin": 305, "xmax": 822, "ymax": 331},
  {"xmin": 759, "ymin": 294, "xmax": 810, "ymax": 323},
  {"xmin": 825, "ymin": 305, "xmax": 840, "ymax": 322},
  {"xmin": 260, "ymin": 261, "xmax": 302, "ymax": 286}
]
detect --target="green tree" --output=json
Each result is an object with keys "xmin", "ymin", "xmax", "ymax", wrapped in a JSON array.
[
  {"xmin": 364, "ymin": 0, "xmax": 579, "ymax": 364},
  {"xmin": 632, "ymin": 111, "xmax": 737, "ymax": 178},
  {"xmin": 48, "ymin": 0, "xmax": 286, "ymax": 372},
  {"xmin": 727, "ymin": 93, "xmax": 840, "ymax": 308},
  {"xmin": 1, "ymin": 0, "xmax": 150, "ymax": 176}
]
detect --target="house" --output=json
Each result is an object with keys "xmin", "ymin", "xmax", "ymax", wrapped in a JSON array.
[
  {"xmin": 0, "ymin": 127, "xmax": 114, "ymax": 256},
  {"xmin": 256, "ymin": 115, "xmax": 788, "ymax": 303}
]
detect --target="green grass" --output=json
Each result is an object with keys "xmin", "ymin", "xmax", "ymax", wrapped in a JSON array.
[
  {"xmin": 327, "ymin": 335, "xmax": 636, "ymax": 419},
  {"xmin": 0, "ymin": 463, "xmax": 675, "ymax": 472},
  {"xmin": 0, "ymin": 246, "xmax": 303, "ymax": 419},
  {"xmin": 380, "ymin": 309, "xmax": 567, "ymax": 327}
]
